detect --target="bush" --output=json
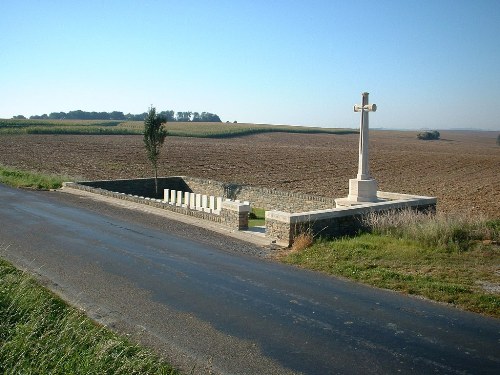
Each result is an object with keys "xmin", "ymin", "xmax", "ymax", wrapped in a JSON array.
[{"xmin": 417, "ymin": 130, "xmax": 440, "ymax": 140}]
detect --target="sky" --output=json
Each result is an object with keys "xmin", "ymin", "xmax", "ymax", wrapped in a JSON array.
[{"xmin": 1, "ymin": 0, "xmax": 499, "ymax": 130}]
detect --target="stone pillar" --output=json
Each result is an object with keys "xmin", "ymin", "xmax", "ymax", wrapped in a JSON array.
[{"xmin": 221, "ymin": 200, "xmax": 250, "ymax": 230}]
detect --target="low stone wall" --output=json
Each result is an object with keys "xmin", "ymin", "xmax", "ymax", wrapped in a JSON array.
[
  {"xmin": 265, "ymin": 193, "xmax": 437, "ymax": 246},
  {"xmin": 181, "ymin": 176, "xmax": 336, "ymax": 212},
  {"xmin": 80, "ymin": 177, "xmax": 191, "ymax": 199},
  {"xmin": 69, "ymin": 178, "xmax": 437, "ymax": 248},
  {"xmin": 62, "ymin": 182, "xmax": 249, "ymax": 230},
  {"xmin": 79, "ymin": 176, "xmax": 337, "ymax": 212}
]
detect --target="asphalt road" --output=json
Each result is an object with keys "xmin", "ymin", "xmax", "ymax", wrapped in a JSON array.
[{"xmin": 0, "ymin": 184, "xmax": 498, "ymax": 375}]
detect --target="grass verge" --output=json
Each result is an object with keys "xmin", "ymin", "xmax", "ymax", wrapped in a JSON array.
[
  {"xmin": 0, "ymin": 165, "xmax": 68, "ymax": 190},
  {"xmin": 0, "ymin": 255, "xmax": 179, "ymax": 374},
  {"xmin": 281, "ymin": 211, "xmax": 500, "ymax": 318}
]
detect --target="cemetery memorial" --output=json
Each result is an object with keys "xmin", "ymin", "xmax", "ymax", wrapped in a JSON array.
[{"xmin": 63, "ymin": 93, "xmax": 436, "ymax": 247}]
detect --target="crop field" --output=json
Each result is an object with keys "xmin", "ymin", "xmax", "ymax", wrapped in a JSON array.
[
  {"xmin": 0, "ymin": 129, "xmax": 498, "ymax": 218},
  {"xmin": 0, "ymin": 119, "xmax": 356, "ymax": 137}
]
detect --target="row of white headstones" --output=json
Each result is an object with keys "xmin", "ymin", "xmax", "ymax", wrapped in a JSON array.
[{"xmin": 163, "ymin": 189, "xmax": 249, "ymax": 215}]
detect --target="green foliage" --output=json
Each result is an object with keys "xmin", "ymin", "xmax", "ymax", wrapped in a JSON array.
[
  {"xmin": 249, "ymin": 207, "xmax": 266, "ymax": 227},
  {"xmin": 143, "ymin": 107, "xmax": 168, "ymax": 195},
  {"xmin": 0, "ymin": 165, "xmax": 68, "ymax": 190},
  {"xmin": 417, "ymin": 130, "xmax": 440, "ymax": 140},
  {"xmin": 0, "ymin": 257, "xmax": 179, "ymax": 374},
  {"xmin": 497, "ymin": 134, "xmax": 500, "ymax": 146}
]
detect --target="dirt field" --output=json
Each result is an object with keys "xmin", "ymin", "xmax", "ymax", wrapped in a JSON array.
[{"xmin": 0, "ymin": 130, "xmax": 498, "ymax": 218}]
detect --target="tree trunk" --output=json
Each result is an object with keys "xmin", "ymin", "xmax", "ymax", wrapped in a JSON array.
[{"xmin": 154, "ymin": 166, "xmax": 158, "ymax": 197}]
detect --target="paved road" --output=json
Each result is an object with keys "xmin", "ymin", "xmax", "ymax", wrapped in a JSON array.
[{"xmin": 0, "ymin": 184, "xmax": 498, "ymax": 375}]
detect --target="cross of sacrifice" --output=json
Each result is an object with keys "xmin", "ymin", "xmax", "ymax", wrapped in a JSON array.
[{"xmin": 354, "ymin": 92, "xmax": 377, "ymax": 180}]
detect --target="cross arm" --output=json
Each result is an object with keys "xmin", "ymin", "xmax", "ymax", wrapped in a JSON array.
[{"xmin": 353, "ymin": 104, "xmax": 377, "ymax": 112}]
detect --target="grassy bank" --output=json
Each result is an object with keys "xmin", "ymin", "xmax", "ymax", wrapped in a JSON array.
[
  {"xmin": 0, "ymin": 165, "xmax": 68, "ymax": 190},
  {"xmin": 0, "ymin": 256, "xmax": 179, "ymax": 374},
  {"xmin": 0, "ymin": 119, "xmax": 357, "ymax": 138},
  {"xmin": 282, "ymin": 211, "xmax": 500, "ymax": 318}
]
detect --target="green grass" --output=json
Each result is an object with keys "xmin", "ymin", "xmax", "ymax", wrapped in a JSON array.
[
  {"xmin": 0, "ymin": 165, "xmax": 69, "ymax": 190},
  {"xmin": 249, "ymin": 207, "xmax": 266, "ymax": 227},
  {"xmin": 0, "ymin": 119, "xmax": 357, "ymax": 138},
  {"xmin": 0, "ymin": 256, "xmax": 179, "ymax": 374},
  {"xmin": 282, "ymin": 212, "xmax": 500, "ymax": 317}
]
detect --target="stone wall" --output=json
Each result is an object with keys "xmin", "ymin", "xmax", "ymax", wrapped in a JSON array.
[
  {"xmin": 181, "ymin": 176, "xmax": 336, "ymax": 212},
  {"xmin": 79, "ymin": 176, "xmax": 336, "ymax": 212},
  {"xmin": 265, "ymin": 194, "xmax": 437, "ymax": 246},
  {"xmin": 62, "ymin": 182, "xmax": 249, "ymax": 229},
  {"xmin": 80, "ymin": 177, "xmax": 191, "ymax": 199}
]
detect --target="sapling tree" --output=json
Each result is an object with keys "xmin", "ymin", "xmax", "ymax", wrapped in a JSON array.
[{"xmin": 143, "ymin": 106, "xmax": 167, "ymax": 196}]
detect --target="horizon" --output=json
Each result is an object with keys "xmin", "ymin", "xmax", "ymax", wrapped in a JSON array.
[{"xmin": 1, "ymin": 1, "xmax": 500, "ymax": 131}]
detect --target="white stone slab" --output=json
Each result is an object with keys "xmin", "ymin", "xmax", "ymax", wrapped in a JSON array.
[
  {"xmin": 196, "ymin": 194, "xmax": 202, "ymax": 211},
  {"xmin": 189, "ymin": 193, "xmax": 196, "ymax": 209}
]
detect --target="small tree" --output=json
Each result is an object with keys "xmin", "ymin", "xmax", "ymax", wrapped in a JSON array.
[{"xmin": 143, "ymin": 106, "xmax": 167, "ymax": 196}]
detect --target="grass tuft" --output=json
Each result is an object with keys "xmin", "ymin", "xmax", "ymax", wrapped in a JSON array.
[
  {"xmin": 0, "ymin": 165, "xmax": 68, "ymax": 190},
  {"xmin": 0, "ymin": 255, "xmax": 179, "ymax": 374},
  {"xmin": 291, "ymin": 232, "xmax": 314, "ymax": 252}
]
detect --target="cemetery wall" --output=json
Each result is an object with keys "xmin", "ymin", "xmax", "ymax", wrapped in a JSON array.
[
  {"xmin": 80, "ymin": 177, "xmax": 337, "ymax": 213},
  {"xmin": 62, "ymin": 182, "xmax": 246, "ymax": 230},
  {"xmin": 181, "ymin": 176, "xmax": 336, "ymax": 212},
  {"xmin": 80, "ymin": 177, "xmax": 191, "ymax": 199},
  {"xmin": 266, "ymin": 196, "xmax": 437, "ymax": 246}
]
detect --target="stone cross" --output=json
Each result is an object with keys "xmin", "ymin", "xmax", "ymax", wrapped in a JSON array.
[{"xmin": 354, "ymin": 92, "xmax": 377, "ymax": 180}]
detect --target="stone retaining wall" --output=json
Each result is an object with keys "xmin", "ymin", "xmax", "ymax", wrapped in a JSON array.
[
  {"xmin": 62, "ymin": 182, "xmax": 249, "ymax": 230},
  {"xmin": 181, "ymin": 176, "xmax": 336, "ymax": 212},
  {"xmin": 78, "ymin": 176, "xmax": 337, "ymax": 212},
  {"xmin": 265, "ymin": 193, "xmax": 437, "ymax": 246}
]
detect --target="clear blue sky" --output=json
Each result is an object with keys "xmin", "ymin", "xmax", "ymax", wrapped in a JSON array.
[{"xmin": 1, "ymin": 0, "xmax": 499, "ymax": 130}]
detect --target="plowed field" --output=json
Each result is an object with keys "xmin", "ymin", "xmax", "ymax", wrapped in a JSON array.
[{"xmin": 1, "ymin": 130, "xmax": 498, "ymax": 217}]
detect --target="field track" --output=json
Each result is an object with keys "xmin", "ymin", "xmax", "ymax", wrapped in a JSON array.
[{"xmin": 0, "ymin": 130, "xmax": 498, "ymax": 217}]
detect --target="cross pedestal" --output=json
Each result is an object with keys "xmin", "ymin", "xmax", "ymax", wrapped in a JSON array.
[{"xmin": 336, "ymin": 92, "xmax": 379, "ymax": 207}]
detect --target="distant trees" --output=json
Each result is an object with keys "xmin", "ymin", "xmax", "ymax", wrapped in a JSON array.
[
  {"xmin": 12, "ymin": 115, "xmax": 26, "ymax": 119},
  {"xmin": 27, "ymin": 109, "xmax": 221, "ymax": 122},
  {"xmin": 417, "ymin": 130, "xmax": 440, "ymax": 140},
  {"xmin": 143, "ymin": 106, "xmax": 168, "ymax": 196}
]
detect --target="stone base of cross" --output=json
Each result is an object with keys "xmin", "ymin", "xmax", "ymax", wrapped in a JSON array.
[{"xmin": 336, "ymin": 92, "xmax": 379, "ymax": 207}]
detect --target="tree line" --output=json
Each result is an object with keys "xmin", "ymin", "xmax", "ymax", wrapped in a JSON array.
[{"xmin": 15, "ymin": 110, "xmax": 221, "ymax": 122}]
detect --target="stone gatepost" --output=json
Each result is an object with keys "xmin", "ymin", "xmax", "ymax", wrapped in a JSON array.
[{"xmin": 221, "ymin": 200, "xmax": 250, "ymax": 230}]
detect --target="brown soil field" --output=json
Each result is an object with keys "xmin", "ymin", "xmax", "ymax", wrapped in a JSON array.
[{"xmin": 0, "ymin": 130, "xmax": 498, "ymax": 218}]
